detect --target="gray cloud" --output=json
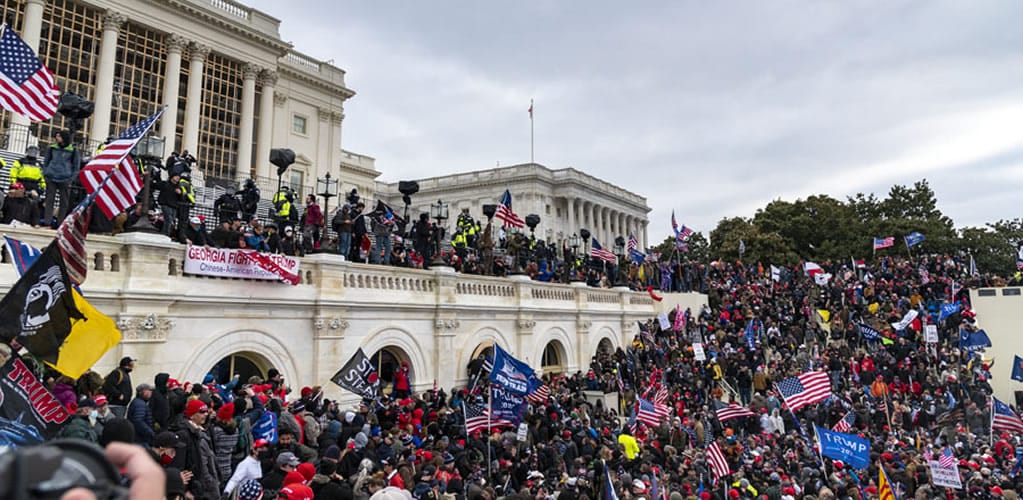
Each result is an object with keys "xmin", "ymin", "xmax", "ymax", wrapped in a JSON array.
[{"xmin": 248, "ymin": 0, "xmax": 1023, "ymax": 241}]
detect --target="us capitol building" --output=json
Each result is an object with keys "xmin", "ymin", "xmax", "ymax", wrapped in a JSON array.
[{"xmin": 0, "ymin": 0, "xmax": 677, "ymax": 400}]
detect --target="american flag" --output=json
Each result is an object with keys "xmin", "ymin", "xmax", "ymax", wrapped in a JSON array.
[
  {"xmin": 775, "ymin": 371, "xmax": 831, "ymax": 412},
  {"xmin": 590, "ymin": 238, "xmax": 616, "ymax": 263},
  {"xmin": 992, "ymin": 398, "xmax": 1023, "ymax": 434},
  {"xmin": 714, "ymin": 400, "xmax": 755, "ymax": 422},
  {"xmin": 525, "ymin": 383, "xmax": 550, "ymax": 404},
  {"xmin": 55, "ymin": 205, "xmax": 90, "ymax": 285},
  {"xmin": 494, "ymin": 189, "xmax": 524, "ymax": 228},
  {"xmin": 463, "ymin": 401, "xmax": 513, "ymax": 434},
  {"xmin": 79, "ymin": 155, "xmax": 143, "ymax": 219},
  {"xmin": 873, "ymin": 237, "xmax": 895, "ymax": 250},
  {"xmin": 832, "ymin": 410, "xmax": 855, "ymax": 433},
  {"xmin": 0, "ymin": 24, "xmax": 60, "ymax": 122},
  {"xmin": 705, "ymin": 441, "xmax": 730, "ymax": 482},
  {"xmin": 938, "ymin": 447, "xmax": 957, "ymax": 468},
  {"xmin": 635, "ymin": 398, "xmax": 671, "ymax": 427},
  {"xmin": 86, "ymin": 108, "xmax": 165, "ymax": 169},
  {"xmin": 653, "ymin": 386, "xmax": 669, "ymax": 405},
  {"xmin": 626, "ymin": 233, "xmax": 638, "ymax": 254}
]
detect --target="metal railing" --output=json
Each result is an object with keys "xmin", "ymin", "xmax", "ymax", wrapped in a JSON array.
[{"xmin": 2, "ymin": 122, "xmax": 104, "ymax": 157}]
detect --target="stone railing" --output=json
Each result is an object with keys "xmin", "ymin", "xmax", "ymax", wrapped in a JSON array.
[
  {"xmin": 0, "ymin": 226, "xmax": 657, "ymax": 317},
  {"xmin": 281, "ymin": 50, "xmax": 347, "ymax": 87}
]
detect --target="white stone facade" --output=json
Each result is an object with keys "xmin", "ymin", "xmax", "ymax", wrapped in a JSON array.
[
  {"xmin": 13, "ymin": 0, "xmax": 355, "ymax": 184},
  {"xmin": 0, "ymin": 226, "xmax": 705, "ymax": 403},
  {"xmin": 376, "ymin": 163, "xmax": 652, "ymax": 251}
]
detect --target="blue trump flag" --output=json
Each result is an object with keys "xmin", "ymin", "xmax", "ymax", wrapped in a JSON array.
[
  {"xmin": 856, "ymin": 323, "xmax": 882, "ymax": 342},
  {"xmin": 490, "ymin": 385, "xmax": 528, "ymax": 425},
  {"xmin": 939, "ymin": 303, "xmax": 959, "ymax": 322},
  {"xmin": 815, "ymin": 425, "xmax": 870, "ymax": 470},
  {"xmin": 959, "ymin": 329, "xmax": 992, "ymax": 352},
  {"xmin": 489, "ymin": 344, "xmax": 541, "ymax": 395},
  {"xmin": 904, "ymin": 231, "xmax": 926, "ymax": 248},
  {"xmin": 253, "ymin": 410, "xmax": 278, "ymax": 443},
  {"xmin": 1012, "ymin": 355, "xmax": 1023, "ymax": 383}
]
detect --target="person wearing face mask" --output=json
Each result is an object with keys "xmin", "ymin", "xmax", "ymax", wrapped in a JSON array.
[
  {"xmin": 59, "ymin": 397, "xmax": 99, "ymax": 443},
  {"xmin": 224, "ymin": 439, "xmax": 269, "ymax": 498},
  {"xmin": 151, "ymin": 431, "xmax": 187, "ymax": 467}
]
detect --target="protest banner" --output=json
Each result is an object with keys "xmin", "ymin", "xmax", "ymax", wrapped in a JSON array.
[
  {"xmin": 815, "ymin": 425, "xmax": 870, "ymax": 470},
  {"xmin": 928, "ymin": 461, "xmax": 962, "ymax": 489},
  {"xmin": 184, "ymin": 245, "xmax": 300, "ymax": 283}
]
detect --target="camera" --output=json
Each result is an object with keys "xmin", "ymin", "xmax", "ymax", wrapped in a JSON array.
[{"xmin": 0, "ymin": 439, "xmax": 130, "ymax": 499}]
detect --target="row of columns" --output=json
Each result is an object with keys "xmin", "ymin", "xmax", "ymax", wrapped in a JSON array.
[
  {"xmin": 564, "ymin": 197, "xmax": 647, "ymax": 251},
  {"xmin": 93, "ymin": 11, "xmax": 280, "ymax": 182},
  {"xmin": 14, "ymin": 5, "xmax": 285, "ymax": 182}
]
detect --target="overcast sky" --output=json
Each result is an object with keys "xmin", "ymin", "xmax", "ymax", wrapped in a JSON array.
[{"xmin": 246, "ymin": 1, "xmax": 1023, "ymax": 242}]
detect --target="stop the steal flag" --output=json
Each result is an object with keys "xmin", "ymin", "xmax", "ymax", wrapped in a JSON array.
[{"xmin": 330, "ymin": 348, "xmax": 380, "ymax": 399}]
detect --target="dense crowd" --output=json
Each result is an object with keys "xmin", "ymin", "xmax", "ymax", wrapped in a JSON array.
[{"xmin": 4, "ymin": 251, "xmax": 1019, "ymax": 499}]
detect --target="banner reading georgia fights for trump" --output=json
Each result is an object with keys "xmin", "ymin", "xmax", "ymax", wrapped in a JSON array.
[{"xmin": 184, "ymin": 245, "xmax": 300, "ymax": 284}]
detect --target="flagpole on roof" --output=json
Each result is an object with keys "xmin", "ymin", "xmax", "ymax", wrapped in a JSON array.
[{"xmin": 528, "ymin": 99, "xmax": 534, "ymax": 164}]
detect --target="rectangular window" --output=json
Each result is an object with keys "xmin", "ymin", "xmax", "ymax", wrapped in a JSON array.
[
  {"xmin": 292, "ymin": 114, "xmax": 307, "ymax": 135},
  {"xmin": 289, "ymin": 170, "xmax": 305, "ymax": 196},
  {"xmin": 1003, "ymin": 288, "xmax": 1021, "ymax": 296}
]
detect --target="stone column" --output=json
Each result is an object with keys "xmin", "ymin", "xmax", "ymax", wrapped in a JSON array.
[
  {"xmin": 158, "ymin": 34, "xmax": 188, "ymax": 149},
  {"xmin": 255, "ymin": 70, "xmax": 278, "ymax": 177},
  {"xmin": 590, "ymin": 204, "xmax": 600, "ymax": 243},
  {"xmin": 565, "ymin": 197, "xmax": 575, "ymax": 237},
  {"xmin": 330, "ymin": 111, "xmax": 344, "ymax": 172},
  {"xmin": 617, "ymin": 212, "xmax": 625, "ymax": 239},
  {"xmin": 625, "ymin": 215, "xmax": 633, "ymax": 244},
  {"xmin": 9, "ymin": 0, "xmax": 47, "ymax": 143},
  {"xmin": 599, "ymin": 206, "xmax": 608, "ymax": 243},
  {"xmin": 235, "ymin": 63, "xmax": 259, "ymax": 182},
  {"xmin": 181, "ymin": 43, "xmax": 210, "ymax": 156},
  {"xmin": 642, "ymin": 220, "xmax": 649, "ymax": 249},
  {"xmin": 90, "ymin": 11, "xmax": 127, "ymax": 145},
  {"xmin": 316, "ymin": 108, "xmax": 331, "ymax": 178}
]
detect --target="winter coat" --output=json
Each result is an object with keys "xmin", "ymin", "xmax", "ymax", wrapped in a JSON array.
[
  {"xmin": 174, "ymin": 417, "xmax": 220, "ymax": 500},
  {"xmin": 59, "ymin": 415, "xmax": 98, "ymax": 443},
  {"xmin": 43, "ymin": 143, "xmax": 80, "ymax": 184},
  {"xmin": 128, "ymin": 397, "xmax": 155, "ymax": 445},
  {"xmin": 209, "ymin": 420, "xmax": 239, "ymax": 481},
  {"xmin": 102, "ymin": 367, "xmax": 133, "ymax": 407},
  {"xmin": 151, "ymin": 373, "xmax": 170, "ymax": 431}
]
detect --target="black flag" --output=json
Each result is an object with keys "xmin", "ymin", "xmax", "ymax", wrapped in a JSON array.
[
  {"xmin": 330, "ymin": 348, "xmax": 380, "ymax": 399},
  {"xmin": 0, "ymin": 354, "xmax": 72, "ymax": 446},
  {"xmin": 0, "ymin": 243, "xmax": 83, "ymax": 363}
]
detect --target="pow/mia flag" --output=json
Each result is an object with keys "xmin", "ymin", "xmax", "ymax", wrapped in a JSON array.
[
  {"xmin": 0, "ymin": 243, "xmax": 82, "ymax": 363},
  {"xmin": 330, "ymin": 348, "xmax": 380, "ymax": 399}
]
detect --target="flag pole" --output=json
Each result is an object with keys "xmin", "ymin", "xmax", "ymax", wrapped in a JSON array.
[{"xmin": 529, "ymin": 99, "xmax": 534, "ymax": 164}]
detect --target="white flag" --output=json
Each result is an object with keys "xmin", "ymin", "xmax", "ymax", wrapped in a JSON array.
[{"xmin": 770, "ymin": 265, "xmax": 781, "ymax": 282}]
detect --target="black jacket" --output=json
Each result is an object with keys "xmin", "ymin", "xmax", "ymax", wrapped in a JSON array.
[
  {"xmin": 151, "ymin": 373, "xmax": 171, "ymax": 431},
  {"xmin": 102, "ymin": 367, "xmax": 133, "ymax": 407}
]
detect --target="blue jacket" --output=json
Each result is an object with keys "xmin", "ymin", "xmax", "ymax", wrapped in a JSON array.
[
  {"xmin": 43, "ymin": 144, "xmax": 81, "ymax": 184},
  {"xmin": 128, "ymin": 397, "xmax": 155, "ymax": 444}
]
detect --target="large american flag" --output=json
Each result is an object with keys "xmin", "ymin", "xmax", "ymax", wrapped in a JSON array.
[
  {"xmin": 706, "ymin": 441, "xmax": 730, "ymax": 482},
  {"xmin": 494, "ymin": 189, "xmax": 523, "ymax": 228},
  {"xmin": 635, "ymin": 397, "xmax": 671, "ymax": 427},
  {"xmin": 590, "ymin": 238, "xmax": 616, "ymax": 263},
  {"xmin": 832, "ymin": 410, "xmax": 855, "ymax": 433},
  {"xmin": 992, "ymin": 398, "xmax": 1023, "ymax": 434},
  {"xmin": 0, "ymin": 24, "xmax": 59, "ymax": 122},
  {"xmin": 86, "ymin": 108, "xmax": 164, "ymax": 169},
  {"xmin": 80, "ymin": 108, "xmax": 163, "ymax": 218},
  {"xmin": 714, "ymin": 400, "xmax": 755, "ymax": 422},
  {"xmin": 873, "ymin": 237, "xmax": 895, "ymax": 250},
  {"xmin": 776, "ymin": 371, "xmax": 831, "ymax": 412}
]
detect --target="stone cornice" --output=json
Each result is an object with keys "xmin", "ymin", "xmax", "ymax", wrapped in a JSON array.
[
  {"xmin": 278, "ymin": 65, "xmax": 356, "ymax": 101},
  {"xmin": 151, "ymin": 0, "xmax": 292, "ymax": 55}
]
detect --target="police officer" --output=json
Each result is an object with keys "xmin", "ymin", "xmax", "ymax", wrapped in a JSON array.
[
  {"xmin": 451, "ymin": 227, "xmax": 468, "ymax": 261},
  {"xmin": 10, "ymin": 145, "xmax": 45, "ymax": 198},
  {"xmin": 176, "ymin": 174, "xmax": 196, "ymax": 242},
  {"xmin": 214, "ymin": 187, "xmax": 242, "ymax": 225},
  {"xmin": 272, "ymin": 186, "xmax": 294, "ymax": 229},
  {"xmin": 238, "ymin": 178, "xmax": 260, "ymax": 221}
]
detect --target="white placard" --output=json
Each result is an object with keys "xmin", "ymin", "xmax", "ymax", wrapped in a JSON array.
[
  {"xmin": 928, "ymin": 461, "xmax": 962, "ymax": 489},
  {"xmin": 924, "ymin": 325, "xmax": 939, "ymax": 343},
  {"xmin": 517, "ymin": 422, "xmax": 528, "ymax": 442},
  {"xmin": 693, "ymin": 342, "xmax": 706, "ymax": 361},
  {"xmin": 657, "ymin": 313, "xmax": 671, "ymax": 330}
]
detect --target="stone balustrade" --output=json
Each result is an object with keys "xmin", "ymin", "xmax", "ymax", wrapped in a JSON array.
[{"xmin": 0, "ymin": 225, "xmax": 703, "ymax": 401}]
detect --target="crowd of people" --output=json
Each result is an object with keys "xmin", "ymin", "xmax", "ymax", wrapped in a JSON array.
[{"xmin": 6, "ymin": 251, "xmax": 1021, "ymax": 499}]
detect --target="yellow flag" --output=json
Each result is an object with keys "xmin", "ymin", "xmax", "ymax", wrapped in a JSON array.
[
  {"xmin": 816, "ymin": 309, "xmax": 831, "ymax": 334},
  {"xmin": 45, "ymin": 289, "xmax": 122, "ymax": 378},
  {"xmin": 867, "ymin": 303, "xmax": 880, "ymax": 315},
  {"xmin": 878, "ymin": 466, "xmax": 896, "ymax": 500}
]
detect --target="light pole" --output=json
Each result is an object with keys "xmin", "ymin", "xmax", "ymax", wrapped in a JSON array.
[
  {"xmin": 613, "ymin": 235, "xmax": 626, "ymax": 286},
  {"xmin": 430, "ymin": 199, "xmax": 449, "ymax": 267},
  {"xmin": 316, "ymin": 172, "xmax": 338, "ymax": 251},
  {"xmin": 128, "ymin": 134, "xmax": 165, "ymax": 233}
]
